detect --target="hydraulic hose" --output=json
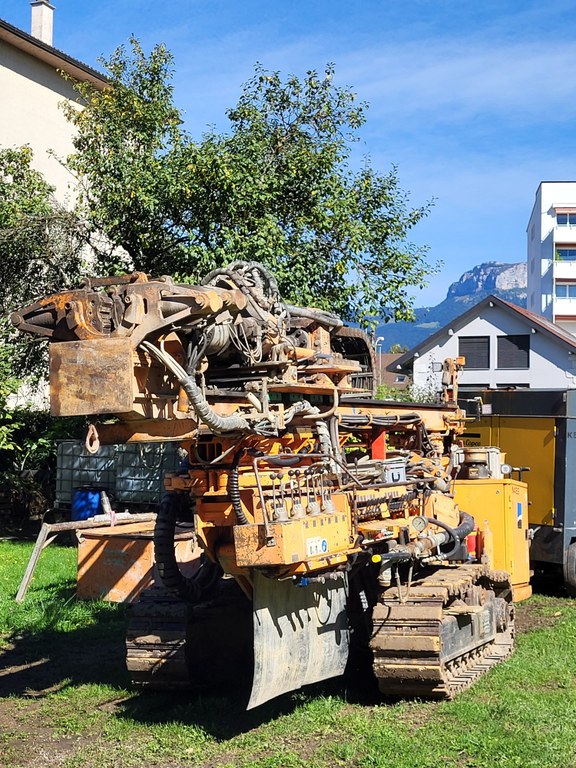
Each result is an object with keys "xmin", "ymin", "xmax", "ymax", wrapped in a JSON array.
[
  {"xmin": 229, "ymin": 449, "xmax": 250, "ymax": 525},
  {"xmin": 426, "ymin": 510, "xmax": 475, "ymax": 559},
  {"xmin": 140, "ymin": 340, "xmax": 254, "ymax": 434},
  {"xmin": 154, "ymin": 493, "xmax": 223, "ymax": 603},
  {"xmin": 285, "ymin": 304, "xmax": 343, "ymax": 331},
  {"xmin": 180, "ymin": 372, "xmax": 252, "ymax": 433}
]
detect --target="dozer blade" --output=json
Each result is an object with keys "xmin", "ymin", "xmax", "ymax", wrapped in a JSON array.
[{"xmin": 248, "ymin": 571, "xmax": 349, "ymax": 709}]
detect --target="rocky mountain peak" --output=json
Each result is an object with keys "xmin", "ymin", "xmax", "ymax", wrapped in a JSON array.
[
  {"xmin": 447, "ymin": 262, "xmax": 527, "ymax": 299},
  {"xmin": 379, "ymin": 261, "xmax": 528, "ymax": 351}
]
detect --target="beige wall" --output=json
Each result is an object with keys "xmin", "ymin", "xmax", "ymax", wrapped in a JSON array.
[{"xmin": 0, "ymin": 40, "xmax": 80, "ymax": 205}]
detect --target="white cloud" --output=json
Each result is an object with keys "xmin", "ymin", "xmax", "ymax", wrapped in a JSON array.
[{"xmin": 336, "ymin": 41, "xmax": 576, "ymax": 127}]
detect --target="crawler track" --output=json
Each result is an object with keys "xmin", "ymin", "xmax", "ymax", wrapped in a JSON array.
[
  {"xmin": 126, "ymin": 580, "xmax": 253, "ymax": 691},
  {"xmin": 370, "ymin": 564, "xmax": 515, "ymax": 698},
  {"xmin": 126, "ymin": 587, "xmax": 190, "ymax": 689}
]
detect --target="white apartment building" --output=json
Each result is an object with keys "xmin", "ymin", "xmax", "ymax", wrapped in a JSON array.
[{"xmin": 527, "ymin": 181, "xmax": 576, "ymax": 336}]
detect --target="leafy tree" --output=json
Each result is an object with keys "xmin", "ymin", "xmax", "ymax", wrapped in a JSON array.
[
  {"xmin": 65, "ymin": 39, "xmax": 436, "ymax": 324},
  {"xmin": 0, "ymin": 147, "xmax": 87, "ymax": 526},
  {"xmin": 63, "ymin": 39, "xmax": 186, "ymax": 275},
  {"xmin": 0, "ymin": 145, "xmax": 87, "ymax": 378},
  {"xmin": 389, "ymin": 343, "xmax": 408, "ymax": 354}
]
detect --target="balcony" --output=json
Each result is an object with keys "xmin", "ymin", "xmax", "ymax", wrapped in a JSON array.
[{"xmin": 553, "ymin": 260, "xmax": 576, "ymax": 280}]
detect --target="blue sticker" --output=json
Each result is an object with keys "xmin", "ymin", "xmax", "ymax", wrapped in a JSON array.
[{"xmin": 321, "ymin": 539, "xmax": 328, "ymax": 553}]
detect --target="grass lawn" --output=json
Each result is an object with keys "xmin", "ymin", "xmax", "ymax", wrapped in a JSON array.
[{"xmin": 1, "ymin": 538, "xmax": 576, "ymax": 768}]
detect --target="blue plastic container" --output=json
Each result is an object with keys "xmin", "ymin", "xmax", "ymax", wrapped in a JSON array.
[{"xmin": 71, "ymin": 488, "xmax": 101, "ymax": 521}]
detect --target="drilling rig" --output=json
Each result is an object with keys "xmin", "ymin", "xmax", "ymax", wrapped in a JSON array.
[{"xmin": 13, "ymin": 262, "xmax": 531, "ymax": 707}]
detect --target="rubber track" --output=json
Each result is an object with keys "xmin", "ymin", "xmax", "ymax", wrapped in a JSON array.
[
  {"xmin": 370, "ymin": 564, "xmax": 515, "ymax": 698},
  {"xmin": 126, "ymin": 587, "xmax": 190, "ymax": 689}
]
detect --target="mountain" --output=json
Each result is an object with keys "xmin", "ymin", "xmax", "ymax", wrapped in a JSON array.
[{"xmin": 378, "ymin": 262, "xmax": 527, "ymax": 351}]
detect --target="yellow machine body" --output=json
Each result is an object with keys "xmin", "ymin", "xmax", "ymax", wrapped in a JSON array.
[{"xmin": 454, "ymin": 478, "xmax": 532, "ymax": 601}]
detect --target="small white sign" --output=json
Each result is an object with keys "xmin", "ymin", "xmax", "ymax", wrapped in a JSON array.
[{"xmin": 306, "ymin": 536, "xmax": 328, "ymax": 557}]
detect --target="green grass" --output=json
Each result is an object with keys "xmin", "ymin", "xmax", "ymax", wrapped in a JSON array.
[
  {"xmin": 0, "ymin": 539, "xmax": 123, "ymax": 640},
  {"xmin": 1, "ymin": 539, "xmax": 576, "ymax": 768}
]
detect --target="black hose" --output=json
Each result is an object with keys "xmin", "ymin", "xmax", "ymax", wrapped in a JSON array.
[
  {"xmin": 263, "ymin": 454, "xmax": 302, "ymax": 467},
  {"xmin": 427, "ymin": 510, "xmax": 475, "ymax": 559},
  {"xmin": 453, "ymin": 511, "xmax": 475, "ymax": 541},
  {"xmin": 154, "ymin": 492, "xmax": 222, "ymax": 602},
  {"xmin": 229, "ymin": 450, "xmax": 250, "ymax": 525}
]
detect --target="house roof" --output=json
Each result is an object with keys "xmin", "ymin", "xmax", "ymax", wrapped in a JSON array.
[
  {"xmin": 377, "ymin": 353, "xmax": 410, "ymax": 389},
  {"xmin": 388, "ymin": 294, "xmax": 576, "ymax": 373},
  {"xmin": 0, "ymin": 17, "xmax": 107, "ymax": 88}
]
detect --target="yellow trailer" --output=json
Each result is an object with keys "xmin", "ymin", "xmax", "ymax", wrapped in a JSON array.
[{"xmin": 462, "ymin": 389, "xmax": 576, "ymax": 594}]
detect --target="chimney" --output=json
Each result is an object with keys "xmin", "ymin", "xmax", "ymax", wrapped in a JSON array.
[{"xmin": 30, "ymin": 1, "xmax": 55, "ymax": 46}]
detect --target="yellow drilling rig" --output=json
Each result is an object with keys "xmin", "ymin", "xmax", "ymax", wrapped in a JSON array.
[{"xmin": 13, "ymin": 262, "xmax": 531, "ymax": 707}]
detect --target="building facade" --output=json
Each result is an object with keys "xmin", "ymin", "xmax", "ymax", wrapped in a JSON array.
[
  {"xmin": 527, "ymin": 181, "xmax": 576, "ymax": 336},
  {"xmin": 0, "ymin": 3, "xmax": 106, "ymax": 204},
  {"xmin": 390, "ymin": 295, "xmax": 576, "ymax": 393}
]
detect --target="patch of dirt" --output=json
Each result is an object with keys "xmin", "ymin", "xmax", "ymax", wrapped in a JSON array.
[
  {"xmin": 0, "ymin": 631, "xmax": 127, "ymax": 766},
  {"xmin": 514, "ymin": 597, "xmax": 566, "ymax": 634},
  {"xmin": 0, "ymin": 697, "xmax": 92, "ymax": 768},
  {"xmin": 0, "ymin": 629, "xmax": 127, "ymax": 698}
]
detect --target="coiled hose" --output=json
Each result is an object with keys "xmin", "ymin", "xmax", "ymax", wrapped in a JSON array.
[
  {"xmin": 229, "ymin": 449, "xmax": 249, "ymax": 525},
  {"xmin": 154, "ymin": 493, "xmax": 222, "ymax": 602}
]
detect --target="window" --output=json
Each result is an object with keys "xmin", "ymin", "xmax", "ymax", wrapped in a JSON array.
[
  {"xmin": 555, "ymin": 248, "xmax": 576, "ymax": 261},
  {"xmin": 497, "ymin": 335, "xmax": 529, "ymax": 369},
  {"xmin": 555, "ymin": 283, "xmax": 576, "ymax": 299},
  {"xmin": 458, "ymin": 336, "xmax": 489, "ymax": 369},
  {"xmin": 459, "ymin": 384, "xmax": 489, "ymax": 392},
  {"xmin": 557, "ymin": 213, "xmax": 576, "ymax": 226}
]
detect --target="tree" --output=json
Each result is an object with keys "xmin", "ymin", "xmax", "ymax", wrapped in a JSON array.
[
  {"xmin": 0, "ymin": 145, "xmax": 86, "ymax": 378},
  {"xmin": 0, "ymin": 147, "xmax": 87, "ymax": 524},
  {"xmin": 65, "ymin": 39, "xmax": 436, "ymax": 324}
]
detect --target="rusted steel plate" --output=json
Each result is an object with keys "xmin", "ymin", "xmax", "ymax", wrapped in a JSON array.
[{"xmin": 50, "ymin": 338, "xmax": 134, "ymax": 416}]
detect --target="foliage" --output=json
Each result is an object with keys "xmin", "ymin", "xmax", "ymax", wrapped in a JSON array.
[
  {"xmin": 65, "ymin": 39, "xmax": 436, "ymax": 324},
  {"xmin": 63, "ymin": 39, "xmax": 186, "ymax": 275},
  {"xmin": 389, "ymin": 343, "xmax": 408, "ymax": 354},
  {"xmin": 0, "ymin": 145, "xmax": 87, "ymax": 377},
  {"xmin": 0, "ymin": 146, "xmax": 88, "ymax": 525},
  {"xmin": 376, "ymin": 382, "xmax": 438, "ymax": 403},
  {"xmin": 0, "ymin": 407, "xmax": 84, "ymax": 531}
]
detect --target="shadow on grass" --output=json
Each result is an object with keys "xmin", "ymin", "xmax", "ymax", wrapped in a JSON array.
[
  {"xmin": 1, "ymin": 582, "xmax": 380, "ymax": 740},
  {"xmin": 114, "ymin": 672, "xmax": 379, "ymax": 740},
  {"xmin": 0, "ymin": 583, "xmax": 130, "ymax": 697}
]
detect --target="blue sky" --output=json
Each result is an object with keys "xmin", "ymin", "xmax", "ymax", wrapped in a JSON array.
[{"xmin": 3, "ymin": 0, "xmax": 576, "ymax": 305}]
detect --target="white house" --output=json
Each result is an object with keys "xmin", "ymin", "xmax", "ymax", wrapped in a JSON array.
[
  {"xmin": 390, "ymin": 295, "xmax": 576, "ymax": 393},
  {"xmin": 0, "ymin": 2, "xmax": 106, "ymax": 203},
  {"xmin": 527, "ymin": 181, "xmax": 576, "ymax": 336}
]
